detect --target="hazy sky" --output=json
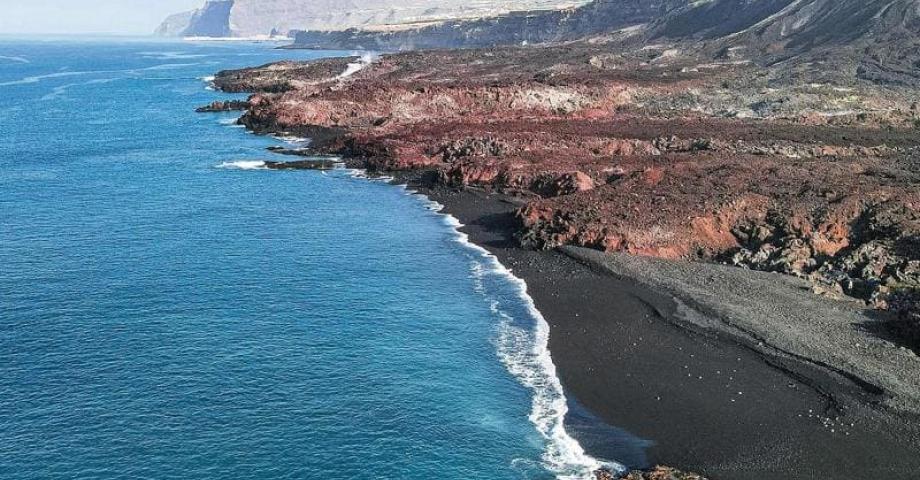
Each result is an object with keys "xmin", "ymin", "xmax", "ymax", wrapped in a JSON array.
[{"xmin": 0, "ymin": 0, "xmax": 204, "ymax": 35}]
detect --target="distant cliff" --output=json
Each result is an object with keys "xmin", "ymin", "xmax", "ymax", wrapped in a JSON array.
[
  {"xmin": 290, "ymin": 0, "xmax": 920, "ymax": 86},
  {"xmin": 155, "ymin": 10, "xmax": 196, "ymax": 37},
  {"xmin": 185, "ymin": 0, "xmax": 234, "ymax": 37},
  {"xmin": 155, "ymin": 0, "xmax": 234, "ymax": 38},
  {"xmin": 156, "ymin": 0, "xmax": 589, "ymax": 38},
  {"xmin": 289, "ymin": 0, "xmax": 808, "ymax": 51},
  {"xmin": 292, "ymin": 0, "xmax": 683, "ymax": 50}
]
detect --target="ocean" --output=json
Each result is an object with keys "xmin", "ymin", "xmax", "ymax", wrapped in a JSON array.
[{"xmin": 0, "ymin": 38, "xmax": 606, "ymax": 479}]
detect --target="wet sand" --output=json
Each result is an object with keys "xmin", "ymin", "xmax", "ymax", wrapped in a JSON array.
[{"xmin": 418, "ymin": 184, "xmax": 920, "ymax": 480}]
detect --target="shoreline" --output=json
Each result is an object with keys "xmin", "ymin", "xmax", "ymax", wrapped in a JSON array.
[
  {"xmin": 403, "ymin": 179, "xmax": 920, "ymax": 479},
  {"xmin": 215, "ymin": 115, "xmax": 920, "ymax": 480},
  {"xmin": 353, "ymin": 171, "xmax": 618, "ymax": 478},
  {"xmin": 202, "ymin": 48, "xmax": 920, "ymax": 478}
]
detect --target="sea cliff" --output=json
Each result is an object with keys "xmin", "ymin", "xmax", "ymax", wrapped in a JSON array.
[{"xmin": 157, "ymin": 0, "xmax": 590, "ymax": 38}]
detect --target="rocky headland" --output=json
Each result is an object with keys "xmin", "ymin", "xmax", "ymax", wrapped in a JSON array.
[{"xmin": 202, "ymin": 36, "xmax": 920, "ymax": 478}]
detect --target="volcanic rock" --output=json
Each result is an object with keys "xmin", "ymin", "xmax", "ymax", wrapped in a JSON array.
[
  {"xmin": 210, "ymin": 39, "xmax": 920, "ymax": 321},
  {"xmin": 195, "ymin": 100, "xmax": 251, "ymax": 112},
  {"xmin": 263, "ymin": 159, "xmax": 337, "ymax": 170}
]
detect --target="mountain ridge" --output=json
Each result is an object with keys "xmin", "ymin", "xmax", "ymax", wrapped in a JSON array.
[
  {"xmin": 156, "ymin": 0, "xmax": 590, "ymax": 38},
  {"xmin": 289, "ymin": 0, "xmax": 920, "ymax": 86}
]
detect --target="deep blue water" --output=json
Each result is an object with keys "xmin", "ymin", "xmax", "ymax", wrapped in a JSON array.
[{"xmin": 0, "ymin": 39, "xmax": 605, "ymax": 479}]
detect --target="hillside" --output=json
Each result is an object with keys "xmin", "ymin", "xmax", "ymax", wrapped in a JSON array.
[
  {"xmin": 157, "ymin": 0, "xmax": 589, "ymax": 38},
  {"xmin": 291, "ymin": 0, "xmax": 920, "ymax": 86}
]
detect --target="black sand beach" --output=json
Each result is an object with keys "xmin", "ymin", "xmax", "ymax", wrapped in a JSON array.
[{"xmin": 416, "ymin": 183, "xmax": 920, "ymax": 480}]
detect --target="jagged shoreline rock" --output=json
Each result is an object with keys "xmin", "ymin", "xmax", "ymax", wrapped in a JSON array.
[
  {"xmin": 195, "ymin": 100, "xmax": 251, "ymax": 113},
  {"xmin": 263, "ymin": 159, "xmax": 337, "ymax": 170},
  {"xmin": 617, "ymin": 466, "xmax": 707, "ymax": 480}
]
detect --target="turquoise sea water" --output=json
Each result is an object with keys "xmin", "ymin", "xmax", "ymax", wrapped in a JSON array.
[{"xmin": 0, "ymin": 39, "xmax": 605, "ymax": 479}]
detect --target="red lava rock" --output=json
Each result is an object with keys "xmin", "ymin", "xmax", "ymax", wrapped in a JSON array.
[
  {"xmin": 618, "ymin": 466, "xmax": 709, "ymax": 480},
  {"xmin": 213, "ymin": 45, "xmax": 920, "ymax": 308},
  {"xmin": 643, "ymin": 167, "xmax": 665, "ymax": 186}
]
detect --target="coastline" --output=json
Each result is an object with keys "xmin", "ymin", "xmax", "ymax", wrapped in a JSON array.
[
  {"xmin": 402, "ymin": 179, "xmax": 920, "ymax": 479},
  {"xmin": 201, "ymin": 47, "xmax": 920, "ymax": 478},
  {"xmin": 350, "ymin": 171, "xmax": 616, "ymax": 478},
  {"xmin": 216, "ymin": 114, "xmax": 920, "ymax": 479}
]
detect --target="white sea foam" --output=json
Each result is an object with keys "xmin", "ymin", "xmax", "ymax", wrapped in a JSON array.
[
  {"xmin": 40, "ymin": 78, "xmax": 116, "ymax": 101},
  {"xmin": 217, "ymin": 160, "xmax": 267, "ymax": 170},
  {"xmin": 140, "ymin": 51, "xmax": 209, "ymax": 60},
  {"xmin": 0, "ymin": 55, "xmax": 30, "ymax": 64},
  {"xmin": 0, "ymin": 63, "xmax": 203, "ymax": 88},
  {"xmin": 0, "ymin": 70, "xmax": 90, "ymax": 87},
  {"xmin": 141, "ymin": 63, "xmax": 202, "ymax": 71},
  {"xmin": 215, "ymin": 159, "xmax": 618, "ymax": 474},
  {"xmin": 41, "ymin": 84, "xmax": 70, "ymax": 101},
  {"xmin": 345, "ymin": 168, "xmax": 393, "ymax": 182},
  {"xmin": 219, "ymin": 117, "xmax": 243, "ymax": 126},
  {"xmin": 183, "ymin": 35, "xmax": 291, "ymax": 43},
  {"xmin": 273, "ymin": 134, "xmax": 311, "ymax": 146},
  {"xmin": 199, "ymin": 75, "xmax": 217, "ymax": 91},
  {"xmin": 409, "ymin": 193, "xmax": 623, "ymax": 479}
]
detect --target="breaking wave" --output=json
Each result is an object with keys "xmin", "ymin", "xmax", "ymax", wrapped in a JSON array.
[
  {"xmin": 217, "ymin": 160, "xmax": 267, "ymax": 170},
  {"xmin": 404, "ymin": 192, "xmax": 623, "ymax": 479},
  {"xmin": 219, "ymin": 117, "xmax": 245, "ymax": 127},
  {"xmin": 273, "ymin": 134, "xmax": 311, "ymax": 146},
  {"xmin": 446, "ymin": 208, "xmax": 619, "ymax": 479},
  {"xmin": 198, "ymin": 75, "xmax": 217, "ymax": 90}
]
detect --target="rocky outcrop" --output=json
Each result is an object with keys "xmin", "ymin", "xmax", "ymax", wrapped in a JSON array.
[
  {"xmin": 593, "ymin": 466, "xmax": 706, "ymax": 480},
  {"xmin": 212, "ymin": 58, "xmax": 354, "ymax": 93},
  {"xmin": 263, "ymin": 159, "xmax": 337, "ymax": 170},
  {"xmin": 729, "ymin": 200, "xmax": 920, "ymax": 305},
  {"xmin": 195, "ymin": 100, "xmax": 250, "ymax": 112},
  {"xmin": 616, "ymin": 466, "xmax": 707, "ymax": 480}
]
